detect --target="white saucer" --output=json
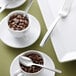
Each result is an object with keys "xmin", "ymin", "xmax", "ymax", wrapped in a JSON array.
[
  {"xmin": 10, "ymin": 51, "xmax": 55, "ymax": 76},
  {"xmin": 0, "ymin": 14, "xmax": 41, "ymax": 48},
  {"xmin": 0, "ymin": 0, "xmax": 26, "ymax": 9}
]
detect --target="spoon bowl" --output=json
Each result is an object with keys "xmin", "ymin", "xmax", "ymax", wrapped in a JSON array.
[{"xmin": 19, "ymin": 56, "xmax": 33, "ymax": 67}]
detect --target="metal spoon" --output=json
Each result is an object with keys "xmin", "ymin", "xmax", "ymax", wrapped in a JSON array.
[
  {"xmin": 0, "ymin": 0, "xmax": 15, "ymax": 13},
  {"xmin": 24, "ymin": 0, "xmax": 33, "ymax": 16},
  {"xmin": 19, "ymin": 56, "xmax": 62, "ymax": 74}
]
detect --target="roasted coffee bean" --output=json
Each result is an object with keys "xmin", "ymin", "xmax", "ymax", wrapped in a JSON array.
[
  {"xmin": 8, "ymin": 13, "xmax": 29, "ymax": 31},
  {"xmin": 19, "ymin": 19, "xmax": 24, "ymax": 23},
  {"xmin": 20, "ymin": 53, "xmax": 44, "ymax": 73},
  {"xmin": 17, "ymin": 14, "xmax": 22, "ymax": 19}
]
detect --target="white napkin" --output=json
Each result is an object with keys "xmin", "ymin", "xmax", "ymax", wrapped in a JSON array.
[{"xmin": 38, "ymin": 0, "xmax": 76, "ymax": 62}]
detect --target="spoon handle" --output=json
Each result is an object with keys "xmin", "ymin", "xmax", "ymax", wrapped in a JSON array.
[
  {"xmin": 0, "ymin": 6, "xmax": 6, "ymax": 13},
  {"xmin": 24, "ymin": 0, "xmax": 33, "ymax": 16},
  {"xmin": 33, "ymin": 63, "xmax": 62, "ymax": 74},
  {"xmin": 40, "ymin": 15, "xmax": 61, "ymax": 47}
]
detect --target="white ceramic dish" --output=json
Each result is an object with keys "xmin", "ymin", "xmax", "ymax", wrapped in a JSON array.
[
  {"xmin": 0, "ymin": 14, "xmax": 41, "ymax": 48},
  {"xmin": 10, "ymin": 50, "xmax": 55, "ymax": 76},
  {"xmin": 0, "ymin": 0, "xmax": 26, "ymax": 9},
  {"xmin": 38, "ymin": 0, "xmax": 76, "ymax": 62}
]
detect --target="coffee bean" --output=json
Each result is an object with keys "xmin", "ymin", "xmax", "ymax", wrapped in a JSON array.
[
  {"xmin": 19, "ymin": 19, "xmax": 23, "ymax": 23},
  {"xmin": 17, "ymin": 14, "xmax": 22, "ymax": 19},
  {"xmin": 24, "ymin": 20, "xmax": 28, "ymax": 25},
  {"xmin": 17, "ymin": 26, "xmax": 23, "ymax": 30}
]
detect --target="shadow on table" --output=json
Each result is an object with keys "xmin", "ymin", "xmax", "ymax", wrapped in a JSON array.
[{"xmin": 56, "ymin": 61, "xmax": 76, "ymax": 76}]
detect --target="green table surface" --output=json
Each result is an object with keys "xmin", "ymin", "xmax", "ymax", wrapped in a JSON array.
[{"xmin": 0, "ymin": 0, "xmax": 76, "ymax": 76}]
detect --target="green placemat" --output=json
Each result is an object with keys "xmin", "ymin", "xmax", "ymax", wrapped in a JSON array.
[{"xmin": 0, "ymin": 0, "xmax": 76, "ymax": 76}]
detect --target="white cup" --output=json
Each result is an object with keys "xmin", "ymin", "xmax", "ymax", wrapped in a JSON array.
[
  {"xmin": 7, "ymin": 10, "xmax": 31, "ymax": 38},
  {"xmin": 14, "ymin": 50, "xmax": 44, "ymax": 76}
]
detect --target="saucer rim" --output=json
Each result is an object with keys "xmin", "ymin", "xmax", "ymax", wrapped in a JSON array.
[{"xmin": 6, "ymin": 0, "xmax": 26, "ymax": 9}]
